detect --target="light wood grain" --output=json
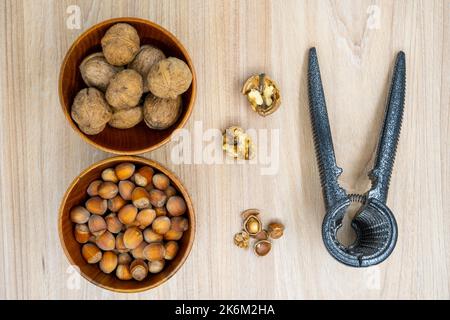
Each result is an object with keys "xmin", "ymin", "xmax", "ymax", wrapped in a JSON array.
[{"xmin": 0, "ymin": 0, "xmax": 448, "ymax": 299}]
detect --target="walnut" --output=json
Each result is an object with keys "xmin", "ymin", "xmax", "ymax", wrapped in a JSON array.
[
  {"xmin": 71, "ymin": 88, "xmax": 112, "ymax": 135},
  {"xmin": 242, "ymin": 73, "xmax": 281, "ymax": 117},
  {"xmin": 128, "ymin": 45, "xmax": 166, "ymax": 92},
  {"xmin": 106, "ymin": 69, "xmax": 143, "ymax": 110},
  {"xmin": 101, "ymin": 23, "xmax": 140, "ymax": 66},
  {"xmin": 109, "ymin": 106, "xmax": 144, "ymax": 129},
  {"xmin": 147, "ymin": 57, "xmax": 192, "ymax": 99},
  {"xmin": 79, "ymin": 52, "xmax": 123, "ymax": 91},
  {"xmin": 143, "ymin": 94, "xmax": 182, "ymax": 130}
]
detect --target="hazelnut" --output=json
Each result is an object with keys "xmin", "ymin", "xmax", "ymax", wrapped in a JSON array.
[
  {"xmin": 114, "ymin": 163, "xmax": 135, "ymax": 180},
  {"xmin": 98, "ymin": 181, "xmax": 119, "ymax": 199},
  {"xmin": 87, "ymin": 180, "xmax": 102, "ymax": 197},
  {"xmin": 107, "ymin": 195, "xmax": 126, "ymax": 212},
  {"xmin": 223, "ymin": 126, "xmax": 256, "ymax": 160},
  {"xmin": 88, "ymin": 215, "xmax": 107, "ymax": 236},
  {"xmin": 116, "ymin": 264, "xmax": 133, "ymax": 280},
  {"xmin": 82, "ymin": 243, "xmax": 102, "ymax": 264},
  {"xmin": 155, "ymin": 207, "xmax": 167, "ymax": 217},
  {"xmin": 143, "ymin": 228, "xmax": 163, "ymax": 243},
  {"xmin": 106, "ymin": 69, "xmax": 143, "ymax": 110},
  {"xmin": 85, "ymin": 196, "xmax": 107, "ymax": 215},
  {"xmin": 166, "ymin": 196, "xmax": 187, "ymax": 216},
  {"xmin": 147, "ymin": 57, "xmax": 192, "ymax": 99},
  {"xmin": 71, "ymin": 88, "xmax": 112, "ymax": 135},
  {"xmin": 171, "ymin": 217, "xmax": 189, "ymax": 232},
  {"xmin": 143, "ymin": 243, "xmax": 165, "ymax": 261},
  {"xmin": 144, "ymin": 180, "xmax": 155, "ymax": 192},
  {"xmin": 131, "ymin": 241, "xmax": 148, "ymax": 260},
  {"xmin": 152, "ymin": 216, "xmax": 171, "ymax": 235},
  {"xmin": 101, "ymin": 168, "xmax": 119, "ymax": 183},
  {"xmin": 105, "ymin": 213, "xmax": 123, "ymax": 234},
  {"xmin": 148, "ymin": 260, "xmax": 165, "ymax": 274},
  {"xmin": 149, "ymin": 189, "xmax": 167, "ymax": 208},
  {"xmin": 255, "ymin": 230, "xmax": 269, "ymax": 241},
  {"xmin": 79, "ymin": 52, "xmax": 122, "ymax": 91},
  {"xmin": 128, "ymin": 45, "xmax": 166, "ymax": 92},
  {"xmin": 143, "ymin": 94, "xmax": 182, "ymax": 130},
  {"xmin": 115, "ymin": 232, "xmax": 129, "ymax": 253},
  {"xmin": 99, "ymin": 251, "xmax": 118, "ymax": 274},
  {"xmin": 74, "ymin": 224, "xmax": 91, "ymax": 244},
  {"xmin": 109, "ymin": 106, "xmax": 143, "ymax": 129},
  {"xmin": 101, "ymin": 23, "xmax": 140, "ymax": 66},
  {"xmin": 70, "ymin": 206, "xmax": 90, "ymax": 224},
  {"xmin": 244, "ymin": 215, "xmax": 262, "ymax": 236},
  {"xmin": 165, "ymin": 186, "xmax": 177, "ymax": 198},
  {"xmin": 268, "ymin": 222, "xmax": 285, "ymax": 239},
  {"xmin": 118, "ymin": 252, "xmax": 132, "ymax": 265},
  {"xmin": 233, "ymin": 230, "xmax": 250, "ymax": 249},
  {"xmin": 96, "ymin": 231, "xmax": 115, "ymax": 251},
  {"xmin": 152, "ymin": 173, "xmax": 170, "ymax": 190},
  {"xmin": 164, "ymin": 241, "xmax": 179, "ymax": 260},
  {"xmin": 134, "ymin": 166, "xmax": 154, "ymax": 187},
  {"xmin": 136, "ymin": 208, "xmax": 156, "ymax": 229},
  {"xmin": 118, "ymin": 204, "xmax": 138, "ymax": 225},
  {"xmin": 242, "ymin": 73, "xmax": 281, "ymax": 117},
  {"xmin": 164, "ymin": 229, "xmax": 183, "ymax": 241},
  {"xmin": 254, "ymin": 240, "xmax": 272, "ymax": 257},
  {"xmin": 130, "ymin": 259, "xmax": 148, "ymax": 281},
  {"xmin": 131, "ymin": 187, "xmax": 151, "ymax": 209},
  {"xmin": 123, "ymin": 227, "xmax": 143, "ymax": 249},
  {"xmin": 118, "ymin": 180, "xmax": 135, "ymax": 200}
]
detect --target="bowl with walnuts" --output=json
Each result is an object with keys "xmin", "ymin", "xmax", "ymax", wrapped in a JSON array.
[
  {"xmin": 59, "ymin": 17, "xmax": 196, "ymax": 154},
  {"xmin": 58, "ymin": 156, "xmax": 195, "ymax": 292}
]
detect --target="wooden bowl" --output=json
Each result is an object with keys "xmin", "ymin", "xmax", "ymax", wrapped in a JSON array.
[
  {"xmin": 58, "ymin": 156, "xmax": 195, "ymax": 292},
  {"xmin": 59, "ymin": 17, "xmax": 196, "ymax": 154}
]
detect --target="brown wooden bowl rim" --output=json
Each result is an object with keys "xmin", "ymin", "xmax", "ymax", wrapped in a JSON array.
[
  {"xmin": 58, "ymin": 155, "xmax": 196, "ymax": 292},
  {"xmin": 58, "ymin": 17, "xmax": 197, "ymax": 155}
]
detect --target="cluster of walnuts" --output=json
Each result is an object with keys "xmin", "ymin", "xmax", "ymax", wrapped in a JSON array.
[{"xmin": 71, "ymin": 23, "xmax": 193, "ymax": 135}]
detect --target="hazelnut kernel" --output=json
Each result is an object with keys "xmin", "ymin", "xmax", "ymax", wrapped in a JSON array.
[
  {"xmin": 152, "ymin": 173, "xmax": 170, "ymax": 190},
  {"xmin": 116, "ymin": 264, "xmax": 132, "ymax": 280},
  {"xmin": 101, "ymin": 168, "xmax": 119, "ymax": 183},
  {"xmin": 105, "ymin": 213, "xmax": 123, "ymax": 234},
  {"xmin": 85, "ymin": 196, "xmax": 107, "ymax": 215},
  {"xmin": 131, "ymin": 187, "xmax": 151, "ymax": 209},
  {"xmin": 88, "ymin": 215, "xmax": 107, "ymax": 236},
  {"xmin": 74, "ymin": 224, "xmax": 91, "ymax": 244},
  {"xmin": 118, "ymin": 204, "xmax": 138, "ymax": 225},
  {"xmin": 152, "ymin": 216, "xmax": 171, "ymax": 235},
  {"xmin": 96, "ymin": 231, "xmax": 116, "ymax": 251},
  {"xmin": 171, "ymin": 217, "xmax": 189, "ymax": 232},
  {"xmin": 166, "ymin": 196, "xmax": 186, "ymax": 216},
  {"xmin": 130, "ymin": 259, "xmax": 148, "ymax": 281},
  {"xmin": 99, "ymin": 251, "xmax": 118, "ymax": 274},
  {"xmin": 143, "ymin": 243, "xmax": 165, "ymax": 261},
  {"xmin": 87, "ymin": 180, "xmax": 102, "ymax": 196},
  {"xmin": 70, "ymin": 206, "xmax": 90, "ymax": 224},
  {"xmin": 164, "ymin": 241, "xmax": 179, "ymax": 260},
  {"xmin": 82, "ymin": 243, "xmax": 102, "ymax": 264},
  {"xmin": 136, "ymin": 208, "xmax": 156, "ymax": 229},
  {"xmin": 123, "ymin": 227, "xmax": 143, "ymax": 249},
  {"xmin": 268, "ymin": 222, "xmax": 285, "ymax": 239},
  {"xmin": 115, "ymin": 163, "xmax": 135, "ymax": 180},
  {"xmin": 134, "ymin": 166, "xmax": 154, "ymax": 187},
  {"xmin": 148, "ymin": 260, "xmax": 165, "ymax": 273},
  {"xmin": 143, "ymin": 228, "xmax": 163, "ymax": 243},
  {"xmin": 118, "ymin": 252, "xmax": 132, "ymax": 265},
  {"xmin": 118, "ymin": 180, "xmax": 135, "ymax": 200},
  {"xmin": 149, "ymin": 189, "xmax": 167, "ymax": 208},
  {"xmin": 164, "ymin": 229, "xmax": 183, "ymax": 241},
  {"xmin": 98, "ymin": 181, "xmax": 119, "ymax": 200},
  {"xmin": 107, "ymin": 195, "xmax": 126, "ymax": 212},
  {"xmin": 255, "ymin": 230, "xmax": 269, "ymax": 241}
]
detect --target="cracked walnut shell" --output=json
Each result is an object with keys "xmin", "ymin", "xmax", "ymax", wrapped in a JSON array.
[
  {"xmin": 242, "ymin": 73, "xmax": 281, "ymax": 116},
  {"xmin": 106, "ymin": 69, "xmax": 144, "ymax": 110},
  {"xmin": 147, "ymin": 57, "xmax": 192, "ymax": 99},
  {"xmin": 143, "ymin": 94, "xmax": 182, "ymax": 130},
  {"xmin": 101, "ymin": 23, "xmax": 140, "ymax": 66},
  {"xmin": 128, "ymin": 45, "xmax": 166, "ymax": 93},
  {"xmin": 79, "ymin": 52, "xmax": 123, "ymax": 92}
]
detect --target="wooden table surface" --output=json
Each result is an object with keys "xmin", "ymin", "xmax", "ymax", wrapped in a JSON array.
[{"xmin": 0, "ymin": 0, "xmax": 448, "ymax": 299}]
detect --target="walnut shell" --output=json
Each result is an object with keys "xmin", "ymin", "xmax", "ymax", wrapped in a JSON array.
[
  {"xmin": 101, "ymin": 23, "xmax": 140, "ymax": 66},
  {"xmin": 147, "ymin": 57, "xmax": 192, "ymax": 99},
  {"xmin": 71, "ymin": 88, "xmax": 112, "ymax": 135},
  {"xmin": 109, "ymin": 106, "xmax": 144, "ymax": 129},
  {"xmin": 128, "ymin": 45, "xmax": 166, "ymax": 93},
  {"xmin": 79, "ymin": 52, "xmax": 123, "ymax": 91},
  {"xmin": 106, "ymin": 69, "xmax": 143, "ymax": 110},
  {"xmin": 143, "ymin": 94, "xmax": 182, "ymax": 130}
]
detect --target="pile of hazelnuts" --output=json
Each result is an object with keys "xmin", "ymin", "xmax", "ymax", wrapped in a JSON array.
[{"xmin": 70, "ymin": 162, "xmax": 189, "ymax": 281}]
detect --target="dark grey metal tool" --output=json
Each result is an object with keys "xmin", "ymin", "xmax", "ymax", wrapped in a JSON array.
[{"xmin": 307, "ymin": 47, "xmax": 406, "ymax": 267}]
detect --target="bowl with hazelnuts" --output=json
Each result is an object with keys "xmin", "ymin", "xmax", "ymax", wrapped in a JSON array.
[
  {"xmin": 59, "ymin": 17, "xmax": 196, "ymax": 154},
  {"xmin": 58, "ymin": 156, "xmax": 195, "ymax": 292}
]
